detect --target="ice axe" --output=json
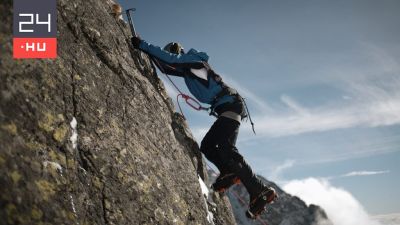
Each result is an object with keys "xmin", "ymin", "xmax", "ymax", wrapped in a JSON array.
[
  {"xmin": 124, "ymin": 8, "xmax": 144, "ymax": 64},
  {"xmin": 124, "ymin": 8, "xmax": 169, "ymax": 74},
  {"xmin": 125, "ymin": 8, "xmax": 137, "ymax": 37}
]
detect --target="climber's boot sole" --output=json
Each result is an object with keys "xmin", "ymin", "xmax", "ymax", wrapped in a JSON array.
[
  {"xmin": 246, "ymin": 187, "xmax": 278, "ymax": 219},
  {"xmin": 211, "ymin": 174, "xmax": 240, "ymax": 193}
]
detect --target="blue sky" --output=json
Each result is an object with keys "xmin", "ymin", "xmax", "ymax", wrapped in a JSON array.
[{"xmin": 118, "ymin": 0, "xmax": 400, "ymax": 216}]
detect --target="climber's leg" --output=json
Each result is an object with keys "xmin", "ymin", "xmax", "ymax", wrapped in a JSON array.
[
  {"xmin": 200, "ymin": 117, "xmax": 231, "ymax": 174},
  {"xmin": 216, "ymin": 117, "xmax": 265, "ymax": 197}
]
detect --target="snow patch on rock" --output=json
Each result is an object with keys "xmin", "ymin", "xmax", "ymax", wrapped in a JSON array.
[
  {"xmin": 198, "ymin": 176, "xmax": 215, "ymax": 224},
  {"xmin": 70, "ymin": 117, "xmax": 78, "ymax": 149}
]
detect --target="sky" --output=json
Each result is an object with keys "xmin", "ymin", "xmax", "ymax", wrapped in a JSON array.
[{"xmin": 118, "ymin": 0, "xmax": 400, "ymax": 219}]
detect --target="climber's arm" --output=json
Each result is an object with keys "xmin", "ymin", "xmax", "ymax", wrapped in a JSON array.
[
  {"xmin": 138, "ymin": 39, "xmax": 204, "ymax": 67},
  {"xmin": 151, "ymin": 58, "xmax": 185, "ymax": 77},
  {"xmin": 131, "ymin": 37, "xmax": 206, "ymax": 77}
]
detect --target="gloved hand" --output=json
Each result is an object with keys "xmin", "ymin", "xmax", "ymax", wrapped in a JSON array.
[{"xmin": 131, "ymin": 36, "xmax": 141, "ymax": 48}]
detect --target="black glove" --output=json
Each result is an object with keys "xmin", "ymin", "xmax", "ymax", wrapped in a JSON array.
[{"xmin": 131, "ymin": 36, "xmax": 141, "ymax": 49}]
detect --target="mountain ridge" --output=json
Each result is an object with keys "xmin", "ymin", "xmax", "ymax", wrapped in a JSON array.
[{"xmin": 208, "ymin": 170, "xmax": 333, "ymax": 225}]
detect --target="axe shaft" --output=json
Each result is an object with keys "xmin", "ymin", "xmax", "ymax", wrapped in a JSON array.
[{"xmin": 125, "ymin": 8, "xmax": 137, "ymax": 37}]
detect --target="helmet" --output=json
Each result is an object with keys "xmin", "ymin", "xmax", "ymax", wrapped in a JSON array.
[{"xmin": 163, "ymin": 42, "xmax": 184, "ymax": 54}]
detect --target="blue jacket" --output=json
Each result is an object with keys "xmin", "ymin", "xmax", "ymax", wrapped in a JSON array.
[{"xmin": 139, "ymin": 39, "xmax": 236, "ymax": 109}]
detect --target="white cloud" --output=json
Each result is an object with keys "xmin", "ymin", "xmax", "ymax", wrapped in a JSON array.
[
  {"xmin": 221, "ymin": 76, "xmax": 272, "ymax": 113},
  {"xmin": 307, "ymin": 170, "xmax": 391, "ymax": 181},
  {"xmin": 342, "ymin": 95, "xmax": 352, "ymax": 100},
  {"xmin": 280, "ymin": 95, "xmax": 309, "ymax": 115},
  {"xmin": 372, "ymin": 213, "xmax": 400, "ymax": 225},
  {"xmin": 239, "ymin": 44, "xmax": 400, "ymax": 139},
  {"xmin": 248, "ymin": 96, "xmax": 400, "ymax": 138},
  {"xmin": 294, "ymin": 134, "xmax": 400, "ymax": 165},
  {"xmin": 283, "ymin": 178, "xmax": 382, "ymax": 225},
  {"xmin": 263, "ymin": 159, "xmax": 296, "ymax": 181},
  {"xmin": 244, "ymin": 78, "xmax": 400, "ymax": 139},
  {"xmin": 341, "ymin": 170, "xmax": 390, "ymax": 178}
]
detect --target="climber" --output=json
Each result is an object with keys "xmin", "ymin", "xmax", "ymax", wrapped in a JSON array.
[{"xmin": 131, "ymin": 37, "xmax": 277, "ymax": 218}]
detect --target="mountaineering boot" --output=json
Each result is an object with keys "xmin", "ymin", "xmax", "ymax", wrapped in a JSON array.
[
  {"xmin": 246, "ymin": 186, "xmax": 278, "ymax": 219},
  {"xmin": 211, "ymin": 173, "xmax": 240, "ymax": 193}
]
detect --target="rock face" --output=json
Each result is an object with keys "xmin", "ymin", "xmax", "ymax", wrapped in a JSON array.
[
  {"xmin": 0, "ymin": 0, "xmax": 236, "ymax": 224},
  {"xmin": 210, "ymin": 171, "xmax": 333, "ymax": 225}
]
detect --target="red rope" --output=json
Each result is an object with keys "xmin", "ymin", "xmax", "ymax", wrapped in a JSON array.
[
  {"xmin": 151, "ymin": 57, "xmax": 208, "ymax": 118},
  {"xmin": 206, "ymin": 163, "xmax": 269, "ymax": 225}
]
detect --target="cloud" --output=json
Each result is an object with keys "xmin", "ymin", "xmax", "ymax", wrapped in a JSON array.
[
  {"xmin": 283, "ymin": 178, "xmax": 382, "ymax": 225},
  {"xmin": 342, "ymin": 95, "xmax": 352, "ymax": 100},
  {"xmin": 263, "ymin": 159, "xmax": 296, "ymax": 181},
  {"xmin": 291, "ymin": 133, "xmax": 400, "ymax": 165},
  {"xmin": 341, "ymin": 170, "xmax": 390, "ymax": 178},
  {"xmin": 221, "ymin": 76, "xmax": 272, "ymax": 113},
  {"xmin": 238, "ymin": 44, "xmax": 400, "ymax": 139},
  {"xmin": 372, "ymin": 213, "xmax": 400, "ymax": 225},
  {"xmin": 310, "ymin": 170, "xmax": 391, "ymax": 181},
  {"xmin": 244, "ymin": 83, "xmax": 400, "ymax": 138},
  {"xmin": 280, "ymin": 95, "xmax": 309, "ymax": 115}
]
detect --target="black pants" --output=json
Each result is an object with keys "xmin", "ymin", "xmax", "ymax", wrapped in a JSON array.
[{"xmin": 200, "ymin": 116, "xmax": 264, "ymax": 197}]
